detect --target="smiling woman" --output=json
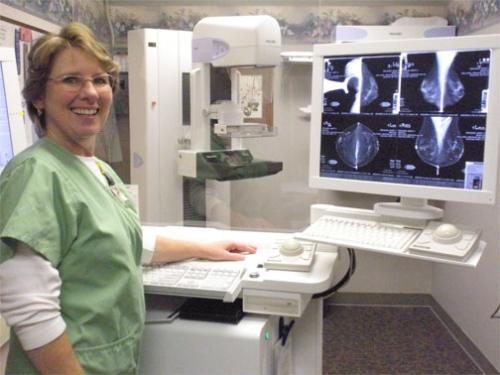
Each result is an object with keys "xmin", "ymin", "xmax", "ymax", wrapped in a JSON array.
[
  {"xmin": 33, "ymin": 47, "xmax": 114, "ymax": 156},
  {"xmin": 0, "ymin": 23, "xmax": 256, "ymax": 375},
  {"xmin": 22, "ymin": 23, "xmax": 119, "ymax": 150}
]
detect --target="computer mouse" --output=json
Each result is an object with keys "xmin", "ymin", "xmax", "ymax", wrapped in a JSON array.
[{"xmin": 432, "ymin": 223, "xmax": 462, "ymax": 244}]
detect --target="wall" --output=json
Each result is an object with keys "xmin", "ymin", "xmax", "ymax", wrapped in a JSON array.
[
  {"xmin": 106, "ymin": 2, "xmax": 448, "ymax": 49},
  {"xmin": 0, "ymin": 0, "xmax": 107, "ymax": 35},
  {"xmin": 432, "ymin": 10, "xmax": 500, "ymax": 371},
  {"xmin": 448, "ymin": 0, "xmax": 500, "ymax": 35}
]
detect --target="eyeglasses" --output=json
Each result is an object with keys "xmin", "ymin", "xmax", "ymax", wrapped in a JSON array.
[{"xmin": 47, "ymin": 73, "xmax": 114, "ymax": 92}]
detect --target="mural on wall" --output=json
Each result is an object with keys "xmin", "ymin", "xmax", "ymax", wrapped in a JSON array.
[
  {"xmin": 448, "ymin": 0, "xmax": 500, "ymax": 34},
  {"xmin": 2, "ymin": 0, "xmax": 499, "ymax": 49},
  {"xmin": 0, "ymin": 0, "xmax": 110, "ymax": 41},
  {"xmin": 107, "ymin": 4, "xmax": 446, "ymax": 49}
]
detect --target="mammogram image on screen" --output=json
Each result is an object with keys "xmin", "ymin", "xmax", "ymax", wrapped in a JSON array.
[
  {"xmin": 323, "ymin": 54, "xmax": 399, "ymax": 114},
  {"xmin": 320, "ymin": 113, "xmax": 486, "ymax": 186},
  {"xmin": 319, "ymin": 47, "xmax": 490, "ymax": 190},
  {"xmin": 400, "ymin": 50, "xmax": 490, "ymax": 114}
]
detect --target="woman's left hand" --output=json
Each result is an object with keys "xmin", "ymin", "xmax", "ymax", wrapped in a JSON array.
[
  {"xmin": 150, "ymin": 236, "xmax": 258, "ymax": 265},
  {"xmin": 199, "ymin": 241, "xmax": 257, "ymax": 261}
]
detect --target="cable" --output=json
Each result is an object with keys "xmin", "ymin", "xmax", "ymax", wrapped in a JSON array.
[{"xmin": 312, "ymin": 247, "xmax": 356, "ymax": 300}]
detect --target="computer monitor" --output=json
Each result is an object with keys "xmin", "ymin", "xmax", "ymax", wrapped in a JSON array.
[
  {"xmin": 309, "ymin": 35, "xmax": 500, "ymax": 219},
  {"xmin": 0, "ymin": 47, "xmax": 28, "ymax": 173}
]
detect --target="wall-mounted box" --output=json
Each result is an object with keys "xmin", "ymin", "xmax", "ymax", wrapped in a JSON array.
[{"xmin": 332, "ymin": 24, "xmax": 455, "ymax": 43}]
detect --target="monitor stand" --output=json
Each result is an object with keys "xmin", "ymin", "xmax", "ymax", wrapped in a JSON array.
[{"xmin": 374, "ymin": 197, "xmax": 443, "ymax": 221}]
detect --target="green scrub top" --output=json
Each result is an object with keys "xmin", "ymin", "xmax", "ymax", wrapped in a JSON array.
[{"xmin": 0, "ymin": 138, "xmax": 145, "ymax": 374}]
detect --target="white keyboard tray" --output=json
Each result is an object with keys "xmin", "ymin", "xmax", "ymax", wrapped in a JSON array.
[{"xmin": 299, "ymin": 205, "xmax": 486, "ymax": 268}]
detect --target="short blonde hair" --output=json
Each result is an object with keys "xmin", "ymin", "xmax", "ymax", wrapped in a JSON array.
[{"xmin": 23, "ymin": 22, "xmax": 119, "ymax": 132}]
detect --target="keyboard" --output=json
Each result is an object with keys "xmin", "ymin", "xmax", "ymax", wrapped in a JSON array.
[
  {"xmin": 143, "ymin": 262, "xmax": 245, "ymax": 300},
  {"xmin": 295, "ymin": 215, "xmax": 421, "ymax": 253}
]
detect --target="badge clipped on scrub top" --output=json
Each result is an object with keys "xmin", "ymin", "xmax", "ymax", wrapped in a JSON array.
[{"xmin": 97, "ymin": 162, "xmax": 129, "ymax": 204}]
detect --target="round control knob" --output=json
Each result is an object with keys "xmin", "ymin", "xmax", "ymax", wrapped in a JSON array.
[
  {"xmin": 432, "ymin": 223, "xmax": 462, "ymax": 244},
  {"xmin": 279, "ymin": 239, "xmax": 304, "ymax": 257}
]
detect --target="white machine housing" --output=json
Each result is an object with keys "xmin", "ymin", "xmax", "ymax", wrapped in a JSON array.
[
  {"xmin": 192, "ymin": 15, "xmax": 281, "ymax": 67},
  {"xmin": 128, "ymin": 29, "xmax": 192, "ymax": 223},
  {"xmin": 139, "ymin": 227, "xmax": 334, "ymax": 374},
  {"xmin": 140, "ymin": 311, "xmax": 281, "ymax": 375},
  {"xmin": 332, "ymin": 24, "xmax": 455, "ymax": 43}
]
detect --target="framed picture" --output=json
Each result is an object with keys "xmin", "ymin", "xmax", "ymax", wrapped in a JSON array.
[{"xmin": 234, "ymin": 67, "xmax": 274, "ymax": 129}]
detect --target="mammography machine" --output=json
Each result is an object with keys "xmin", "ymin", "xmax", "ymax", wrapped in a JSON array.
[
  {"xmin": 129, "ymin": 16, "xmax": 283, "ymax": 225},
  {"xmin": 178, "ymin": 16, "xmax": 284, "ymax": 227}
]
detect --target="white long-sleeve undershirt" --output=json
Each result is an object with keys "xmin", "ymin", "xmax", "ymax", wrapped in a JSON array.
[
  {"xmin": 0, "ymin": 244, "xmax": 65, "ymax": 350},
  {"xmin": 0, "ymin": 156, "xmax": 155, "ymax": 350}
]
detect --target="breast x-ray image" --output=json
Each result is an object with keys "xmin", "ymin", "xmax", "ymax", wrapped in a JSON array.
[
  {"xmin": 335, "ymin": 121, "xmax": 379, "ymax": 170},
  {"xmin": 320, "ymin": 114, "xmax": 396, "ymax": 174},
  {"xmin": 400, "ymin": 49, "xmax": 491, "ymax": 114},
  {"xmin": 404, "ymin": 114, "xmax": 485, "ymax": 180},
  {"xmin": 323, "ymin": 55, "xmax": 399, "ymax": 114},
  {"xmin": 415, "ymin": 116, "xmax": 464, "ymax": 175}
]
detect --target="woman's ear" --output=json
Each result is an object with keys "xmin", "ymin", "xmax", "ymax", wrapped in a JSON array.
[{"xmin": 33, "ymin": 97, "xmax": 45, "ymax": 111}]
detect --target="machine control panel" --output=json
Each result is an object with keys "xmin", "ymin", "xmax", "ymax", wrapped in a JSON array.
[
  {"xmin": 408, "ymin": 221, "xmax": 481, "ymax": 259},
  {"xmin": 263, "ymin": 239, "xmax": 317, "ymax": 272}
]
